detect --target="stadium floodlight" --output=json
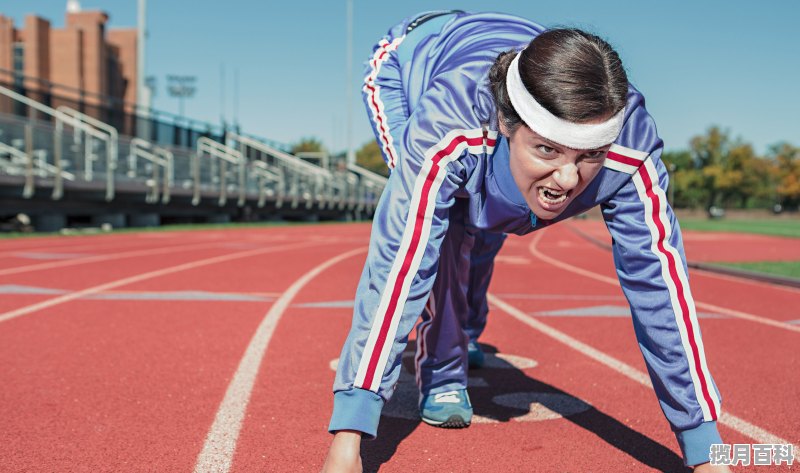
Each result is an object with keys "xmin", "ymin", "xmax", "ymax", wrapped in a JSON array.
[{"xmin": 167, "ymin": 75, "xmax": 197, "ymax": 119}]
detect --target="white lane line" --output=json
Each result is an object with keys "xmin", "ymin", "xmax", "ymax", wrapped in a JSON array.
[
  {"xmin": 487, "ymin": 293, "xmax": 797, "ymax": 449},
  {"xmin": 0, "ymin": 241, "xmax": 319, "ymax": 325},
  {"xmin": 0, "ymin": 241, "xmax": 228, "ymax": 277},
  {"xmin": 568, "ymin": 222, "xmax": 800, "ymax": 296},
  {"xmin": 692, "ymin": 267, "xmax": 800, "ymax": 296},
  {"xmin": 527, "ymin": 231, "xmax": 800, "ymax": 334},
  {"xmin": 0, "ymin": 231, "xmax": 231, "ymax": 257},
  {"xmin": 0, "ymin": 233, "xmax": 302, "ymax": 276},
  {"xmin": 193, "ymin": 247, "xmax": 367, "ymax": 473},
  {"xmin": 0, "ymin": 238, "xmax": 193, "ymax": 257}
]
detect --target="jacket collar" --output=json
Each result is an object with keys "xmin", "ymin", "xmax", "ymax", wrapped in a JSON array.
[{"xmin": 491, "ymin": 136, "xmax": 528, "ymax": 208}]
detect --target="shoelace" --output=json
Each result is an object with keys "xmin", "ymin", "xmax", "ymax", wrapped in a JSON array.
[{"xmin": 433, "ymin": 391, "xmax": 463, "ymax": 404}]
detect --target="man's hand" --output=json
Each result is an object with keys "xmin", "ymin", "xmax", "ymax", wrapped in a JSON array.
[
  {"xmin": 694, "ymin": 462, "xmax": 733, "ymax": 472},
  {"xmin": 321, "ymin": 430, "xmax": 363, "ymax": 473}
]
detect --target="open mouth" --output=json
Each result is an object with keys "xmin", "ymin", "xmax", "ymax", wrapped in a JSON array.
[{"xmin": 537, "ymin": 187, "xmax": 570, "ymax": 207}]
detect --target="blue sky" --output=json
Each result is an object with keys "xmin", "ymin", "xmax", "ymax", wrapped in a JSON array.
[{"xmin": 3, "ymin": 1, "xmax": 799, "ymax": 154}]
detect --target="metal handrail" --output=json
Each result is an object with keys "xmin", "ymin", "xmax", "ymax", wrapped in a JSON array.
[
  {"xmin": 0, "ymin": 84, "xmax": 116, "ymax": 200},
  {"xmin": 250, "ymin": 160, "xmax": 284, "ymax": 208},
  {"xmin": 227, "ymin": 132, "xmax": 333, "ymax": 209},
  {"xmin": 57, "ymin": 106, "xmax": 119, "ymax": 201},
  {"xmin": 130, "ymin": 138, "xmax": 174, "ymax": 184},
  {"xmin": 129, "ymin": 138, "xmax": 172, "ymax": 203},
  {"xmin": 347, "ymin": 163, "xmax": 389, "ymax": 185},
  {"xmin": 227, "ymin": 133, "xmax": 329, "ymax": 176},
  {"xmin": 347, "ymin": 164, "xmax": 388, "ymax": 212},
  {"xmin": 0, "ymin": 140, "xmax": 76, "ymax": 198},
  {"xmin": 196, "ymin": 137, "xmax": 245, "ymax": 207},
  {"xmin": 0, "ymin": 67, "xmax": 239, "ymax": 141}
]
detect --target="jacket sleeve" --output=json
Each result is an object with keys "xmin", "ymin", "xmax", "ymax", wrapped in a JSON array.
[
  {"xmin": 601, "ymin": 94, "xmax": 723, "ymax": 466},
  {"xmin": 360, "ymin": 18, "xmax": 410, "ymax": 170},
  {"xmin": 329, "ymin": 71, "xmax": 495, "ymax": 438}
]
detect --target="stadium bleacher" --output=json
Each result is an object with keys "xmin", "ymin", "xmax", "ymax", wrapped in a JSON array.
[{"xmin": 0, "ymin": 81, "xmax": 386, "ymax": 232}]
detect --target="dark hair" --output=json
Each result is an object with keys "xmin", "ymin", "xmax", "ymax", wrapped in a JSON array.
[{"xmin": 489, "ymin": 28, "xmax": 628, "ymax": 135}]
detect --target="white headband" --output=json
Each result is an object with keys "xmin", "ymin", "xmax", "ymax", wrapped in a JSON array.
[{"xmin": 505, "ymin": 53, "xmax": 625, "ymax": 149}]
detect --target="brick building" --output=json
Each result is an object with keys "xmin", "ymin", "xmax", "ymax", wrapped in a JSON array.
[{"xmin": 0, "ymin": 2, "xmax": 137, "ymax": 114}]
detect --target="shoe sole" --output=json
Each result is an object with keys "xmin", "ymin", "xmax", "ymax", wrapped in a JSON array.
[{"xmin": 421, "ymin": 414, "xmax": 471, "ymax": 429}]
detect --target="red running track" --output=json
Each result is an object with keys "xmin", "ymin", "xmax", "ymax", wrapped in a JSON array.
[{"xmin": 0, "ymin": 223, "xmax": 796, "ymax": 472}]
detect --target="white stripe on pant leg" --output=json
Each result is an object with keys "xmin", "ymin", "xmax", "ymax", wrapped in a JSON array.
[
  {"xmin": 360, "ymin": 130, "xmax": 485, "ymax": 390},
  {"xmin": 193, "ymin": 247, "xmax": 367, "ymax": 473},
  {"xmin": 354, "ymin": 129, "xmax": 484, "ymax": 390}
]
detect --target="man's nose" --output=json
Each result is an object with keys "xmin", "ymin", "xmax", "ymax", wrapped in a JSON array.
[{"xmin": 553, "ymin": 162, "xmax": 579, "ymax": 190}]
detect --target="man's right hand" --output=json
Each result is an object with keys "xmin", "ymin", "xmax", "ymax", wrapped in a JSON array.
[{"xmin": 321, "ymin": 430, "xmax": 363, "ymax": 473}]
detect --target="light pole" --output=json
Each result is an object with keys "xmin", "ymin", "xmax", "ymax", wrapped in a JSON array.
[
  {"xmin": 137, "ymin": 0, "xmax": 149, "ymax": 139},
  {"xmin": 346, "ymin": 0, "xmax": 355, "ymax": 166},
  {"xmin": 167, "ymin": 75, "xmax": 197, "ymax": 119}
]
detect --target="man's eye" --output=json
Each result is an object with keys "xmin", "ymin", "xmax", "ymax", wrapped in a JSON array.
[
  {"xmin": 583, "ymin": 150, "xmax": 606, "ymax": 161},
  {"xmin": 537, "ymin": 145, "xmax": 555, "ymax": 155}
]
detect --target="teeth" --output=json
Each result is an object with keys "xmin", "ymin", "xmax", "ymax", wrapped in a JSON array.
[{"xmin": 538, "ymin": 187, "xmax": 568, "ymax": 204}]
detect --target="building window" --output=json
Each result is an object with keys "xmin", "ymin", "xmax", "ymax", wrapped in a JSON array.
[{"xmin": 13, "ymin": 42, "xmax": 24, "ymax": 88}]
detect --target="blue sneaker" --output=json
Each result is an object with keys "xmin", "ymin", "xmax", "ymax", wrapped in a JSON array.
[
  {"xmin": 467, "ymin": 341, "xmax": 485, "ymax": 369},
  {"xmin": 420, "ymin": 389, "xmax": 472, "ymax": 428}
]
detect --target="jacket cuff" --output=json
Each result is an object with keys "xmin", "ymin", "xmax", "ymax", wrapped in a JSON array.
[
  {"xmin": 328, "ymin": 389, "xmax": 384, "ymax": 439},
  {"xmin": 675, "ymin": 421, "xmax": 723, "ymax": 466}
]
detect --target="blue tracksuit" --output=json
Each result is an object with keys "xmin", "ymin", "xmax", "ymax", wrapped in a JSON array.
[{"xmin": 330, "ymin": 11, "xmax": 723, "ymax": 466}]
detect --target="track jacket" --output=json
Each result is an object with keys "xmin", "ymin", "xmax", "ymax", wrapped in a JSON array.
[{"xmin": 330, "ymin": 11, "xmax": 722, "ymax": 466}]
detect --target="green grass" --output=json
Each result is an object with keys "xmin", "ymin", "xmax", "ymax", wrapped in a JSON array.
[
  {"xmin": 715, "ymin": 261, "xmax": 800, "ymax": 279},
  {"xmin": 677, "ymin": 218, "xmax": 800, "ymax": 239}
]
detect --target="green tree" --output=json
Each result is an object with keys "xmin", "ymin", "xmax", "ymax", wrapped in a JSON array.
[
  {"xmin": 662, "ymin": 150, "xmax": 706, "ymax": 209},
  {"xmin": 355, "ymin": 140, "xmax": 389, "ymax": 177},
  {"xmin": 688, "ymin": 127, "xmax": 770, "ymax": 208},
  {"xmin": 290, "ymin": 137, "xmax": 325, "ymax": 155},
  {"xmin": 770, "ymin": 143, "xmax": 800, "ymax": 209}
]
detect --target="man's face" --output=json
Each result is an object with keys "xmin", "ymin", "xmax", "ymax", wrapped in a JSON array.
[{"xmin": 503, "ymin": 123, "xmax": 610, "ymax": 220}]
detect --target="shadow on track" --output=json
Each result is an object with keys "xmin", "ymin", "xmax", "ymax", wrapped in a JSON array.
[{"xmin": 360, "ymin": 343, "xmax": 690, "ymax": 473}]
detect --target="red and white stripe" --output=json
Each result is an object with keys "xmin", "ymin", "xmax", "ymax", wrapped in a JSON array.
[
  {"xmin": 604, "ymin": 144, "xmax": 648, "ymax": 174},
  {"xmin": 354, "ymin": 128, "xmax": 498, "ymax": 391},
  {"xmin": 363, "ymin": 37, "xmax": 406, "ymax": 169},
  {"xmin": 631, "ymin": 155, "xmax": 721, "ymax": 421}
]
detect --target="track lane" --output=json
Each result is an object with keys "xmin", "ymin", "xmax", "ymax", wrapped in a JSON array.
[
  {"xmin": 1, "ymin": 222, "xmax": 795, "ymax": 472},
  {"xmin": 234, "ymin": 241, "xmax": 701, "ymax": 472},
  {"xmin": 0, "ymin": 240, "xmax": 323, "ymax": 325},
  {"xmin": 0, "ymin": 239, "xmax": 364, "ymax": 472},
  {"xmin": 194, "ymin": 246, "xmax": 367, "ymax": 473},
  {"xmin": 512, "ymin": 226, "xmax": 798, "ymax": 449},
  {"xmin": 569, "ymin": 219, "xmax": 800, "ymax": 263},
  {"xmin": 532, "ymin": 226, "xmax": 800, "ymax": 327}
]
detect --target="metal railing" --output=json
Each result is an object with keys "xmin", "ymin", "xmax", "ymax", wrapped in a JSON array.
[
  {"xmin": 1, "ymin": 83, "xmax": 387, "ymax": 216},
  {"xmin": 249, "ymin": 159, "xmax": 285, "ymax": 208},
  {"xmin": 57, "ymin": 106, "xmax": 119, "ymax": 200},
  {"xmin": 0, "ymin": 84, "xmax": 116, "ymax": 200},
  {"xmin": 195, "ymin": 137, "xmax": 245, "ymax": 207},
  {"xmin": 128, "ymin": 138, "xmax": 173, "ymax": 204},
  {"xmin": 0, "ymin": 139, "xmax": 76, "ymax": 198},
  {"xmin": 347, "ymin": 163, "xmax": 388, "ymax": 213},
  {"xmin": 227, "ymin": 132, "xmax": 333, "ymax": 209}
]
